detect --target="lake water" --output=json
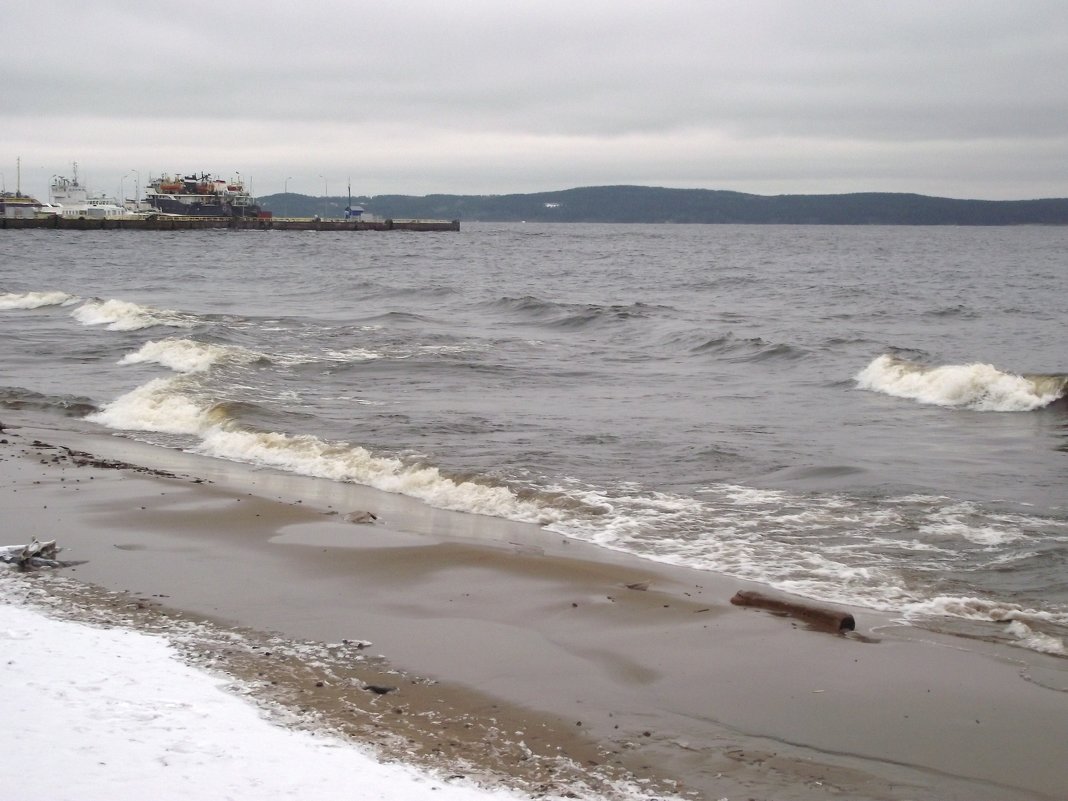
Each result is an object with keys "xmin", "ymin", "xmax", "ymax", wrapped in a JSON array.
[{"xmin": 2, "ymin": 223, "xmax": 1066, "ymax": 656}]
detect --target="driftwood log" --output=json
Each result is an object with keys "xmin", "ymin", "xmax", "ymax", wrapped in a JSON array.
[
  {"xmin": 0, "ymin": 539, "xmax": 80, "ymax": 571},
  {"xmin": 731, "ymin": 590, "xmax": 855, "ymax": 633}
]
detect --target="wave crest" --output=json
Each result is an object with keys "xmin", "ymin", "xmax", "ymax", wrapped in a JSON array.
[
  {"xmin": 119, "ymin": 339, "xmax": 260, "ymax": 374},
  {"xmin": 0, "ymin": 290, "xmax": 77, "ymax": 310},
  {"xmin": 71, "ymin": 299, "xmax": 197, "ymax": 331},
  {"xmin": 86, "ymin": 377, "xmax": 210, "ymax": 434},
  {"xmin": 692, "ymin": 333, "xmax": 809, "ymax": 363},
  {"xmin": 855, "ymin": 355, "xmax": 1067, "ymax": 411},
  {"xmin": 903, "ymin": 595, "xmax": 1067, "ymax": 655},
  {"xmin": 86, "ymin": 376, "xmax": 565, "ymax": 525}
]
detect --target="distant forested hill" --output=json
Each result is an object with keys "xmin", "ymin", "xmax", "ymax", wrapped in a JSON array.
[{"xmin": 258, "ymin": 185, "xmax": 1068, "ymax": 225}]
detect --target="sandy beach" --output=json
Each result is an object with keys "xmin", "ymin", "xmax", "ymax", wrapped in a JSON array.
[{"xmin": 3, "ymin": 409, "xmax": 1067, "ymax": 801}]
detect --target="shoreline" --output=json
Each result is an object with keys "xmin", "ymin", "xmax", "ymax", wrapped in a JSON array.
[{"xmin": 3, "ymin": 410, "xmax": 1067, "ymax": 800}]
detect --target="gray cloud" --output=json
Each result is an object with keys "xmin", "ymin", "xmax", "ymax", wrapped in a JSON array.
[{"xmin": 3, "ymin": 1, "xmax": 1067, "ymax": 200}]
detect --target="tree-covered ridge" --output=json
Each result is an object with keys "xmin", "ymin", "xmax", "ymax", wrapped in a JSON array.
[{"xmin": 259, "ymin": 185, "xmax": 1068, "ymax": 225}]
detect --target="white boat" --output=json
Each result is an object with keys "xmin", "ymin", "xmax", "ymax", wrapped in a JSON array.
[{"xmin": 49, "ymin": 164, "xmax": 151, "ymax": 220}]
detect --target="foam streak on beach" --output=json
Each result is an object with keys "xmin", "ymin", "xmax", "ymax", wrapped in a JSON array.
[{"xmin": 2, "ymin": 223, "xmax": 1068, "ymax": 799}]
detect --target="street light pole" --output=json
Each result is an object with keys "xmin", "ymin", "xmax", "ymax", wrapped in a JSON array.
[{"xmin": 284, "ymin": 176, "xmax": 292, "ymax": 217}]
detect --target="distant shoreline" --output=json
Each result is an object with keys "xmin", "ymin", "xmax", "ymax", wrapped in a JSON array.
[{"xmin": 260, "ymin": 185, "xmax": 1068, "ymax": 225}]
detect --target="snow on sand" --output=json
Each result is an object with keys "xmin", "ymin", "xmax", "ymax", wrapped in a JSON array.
[{"xmin": 0, "ymin": 601, "xmax": 531, "ymax": 801}]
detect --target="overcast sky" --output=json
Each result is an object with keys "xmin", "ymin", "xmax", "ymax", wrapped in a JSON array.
[{"xmin": 3, "ymin": 1, "xmax": 1067, "ymax": 201}]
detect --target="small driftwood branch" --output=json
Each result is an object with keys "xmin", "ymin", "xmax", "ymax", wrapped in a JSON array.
[{"xmin": 730, "ymin": 590, "xmax": 855, "ymax": 633}]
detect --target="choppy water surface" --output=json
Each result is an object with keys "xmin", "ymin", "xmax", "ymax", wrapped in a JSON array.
[{"xmin": 2, "ymin": 224, "xmax": 1066, "ymax": 655}]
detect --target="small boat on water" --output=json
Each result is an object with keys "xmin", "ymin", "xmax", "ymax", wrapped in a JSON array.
[{"xmin": 143, "ymin": 172, "xmax": 264, "ymax": 218}]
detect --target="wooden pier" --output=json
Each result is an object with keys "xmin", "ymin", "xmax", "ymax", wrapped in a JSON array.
[{"xmin": 0, "ymin": 216, "xmax": 460, "ymax": 232}]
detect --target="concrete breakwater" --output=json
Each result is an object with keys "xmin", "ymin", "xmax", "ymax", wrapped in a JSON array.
[{"xmin": 1, "ymin": 216, "xmax": 460, "ymax": 232}]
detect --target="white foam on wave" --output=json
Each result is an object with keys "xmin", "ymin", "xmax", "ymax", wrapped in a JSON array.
[
  {"xmin": 855, "ymin": 354, "xmax": 1065, "ymax": 411},
  {"xmin": 545, "ymin": 480, "xmax": 1068, "ymax": 660},
  {"xmin": 120, "ymin": 339, "xmax": 259, "ymax": 374},
  {"xmin": 903, "ymin": 596, "xmax": 1068, "ymax": 655},
  {"xmin": 418, "ymin": 343, "xmax": 492, "ymax": 355},
  {"xmin": 902, "ymin": 595, "xmax": 1068, "ymax": 626},
  {"xmin": 88, "ymin": 375, "xmax": 563, "ymax": 525},
  {"xmin": 0, "ymin": 290, "xmax": 78, "ymax": 309},
  {"xmin": 1005, "ymin": 621, "xmax": 1068, "ymax": 656},
  {"xmin": 276, "ymin": 347, "xmax": 383, "ymax": 365},
  {"xmin": 200, "ymin": 428, "xmax": 560, "ymax": 522},
  {"xmin": 71, "ymin": 299, "xmax": 196, "ymax": 331},
  {"xmin": 86, "ymin": 377, "xmax": 213, "ymax": 435},
  {"xmin": 321, "ymin": 348, "xmax": 383, "ymax": 362},
  {"xmin": 919, "ymin": 503, "xmax": 1026, "ymax": 546},
  {"xmin": 546, "ymin": 481, "xmax": 919, "ymax": 611}
]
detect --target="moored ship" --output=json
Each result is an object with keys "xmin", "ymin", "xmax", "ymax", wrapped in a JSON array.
[
  {"xmin": 50, "ymin": 164, "xmax": 144, "ymax": 220},
  {"xmin": 144, "ymin": 173, "xmax": 263, "ymax": 217}
]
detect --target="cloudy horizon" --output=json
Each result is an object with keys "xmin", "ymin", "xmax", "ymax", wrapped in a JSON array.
[{"xmin": 3, "ymin": 1, "xmax": 1067, "ymax": 203}]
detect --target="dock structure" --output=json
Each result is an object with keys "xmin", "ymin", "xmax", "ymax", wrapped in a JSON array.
[{"xmin": 0, "ymin": 216, "xmax": 460, "ymax": 232}]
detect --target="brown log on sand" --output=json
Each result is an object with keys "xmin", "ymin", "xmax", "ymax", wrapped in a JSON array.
[{"xmin": 730, "ymin": 589, "xmax": 856, "ymax": 633}]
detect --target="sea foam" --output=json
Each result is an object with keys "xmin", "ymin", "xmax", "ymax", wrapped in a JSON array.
[
  {"xmin": 902, "ymin": 596, "xmax": 1068, "ymax": 655},
  {"xmin": 88, "ymin": 375, "xmax": 563, "ymax": 524},
  {"xmin": 902, "ymin": 594, "xmax": 1068, "ymax": 627},
  {"xmin": 71, "ymin": 298, "xmax": 197, "ymax": 331},
  {"xmin": 0, "ymin": 290, "xmax": 77, "ymax": 310},
  {"xmin": 200, "ymin": 428, "xmax": 559, "ymax": 522},
  {"xmin": 855, "ymin": 354, "xmax": 1066, "ymax": 411},
  {"xmin": 86, "ymin": 377, "xmax": 214, "ymax": 435},
  {"xmin": 120, "ymin": 339, "xmax": 259, "ymax": 374},
  {"xmin": 1005, "ymin": 620, "xmax": 1068, "ymax": 656}
]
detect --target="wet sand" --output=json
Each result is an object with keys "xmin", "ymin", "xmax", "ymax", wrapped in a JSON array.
[{"xmin": 3, "ymin": 411, "xmax": 1068, "ymax": 801}]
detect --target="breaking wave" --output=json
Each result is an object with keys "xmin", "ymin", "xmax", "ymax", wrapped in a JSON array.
[
  {"xmin": 902, "ymin": 596, "xmax": 1067, "ymax": 656},
  {"xmin": 119, "ymin": 339, "xmax": 261, "ymax": 374},
  {"xmin": 115, "ymin": 337, "xmax": 462, "ymax": 377},
  {"xmin": 0, "ymin": 290, "xmax": 78, "ymax": 310},
  {"xmin": 86, "ymin": 375, "xmax": 566, "ymax": 525},
  {"xmin": 71, "ymin": 298, "xmax": 198, "ymax": 331},
  {"xmin": 855, "ymin": 355, "xmax": 1067, "ymax": 411}
]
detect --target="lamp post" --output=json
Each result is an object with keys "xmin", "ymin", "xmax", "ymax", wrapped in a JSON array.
[
  {"xmin": 284, "ymin": 176, "xmax": 292, "ymax": 218},
  {"xmin": 131, "ymin": 169, "xmax": 140, "ymax": 208},
  {"xmin": 319, "ymin": 174, "xmax": 328, "ymax": 219}
]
